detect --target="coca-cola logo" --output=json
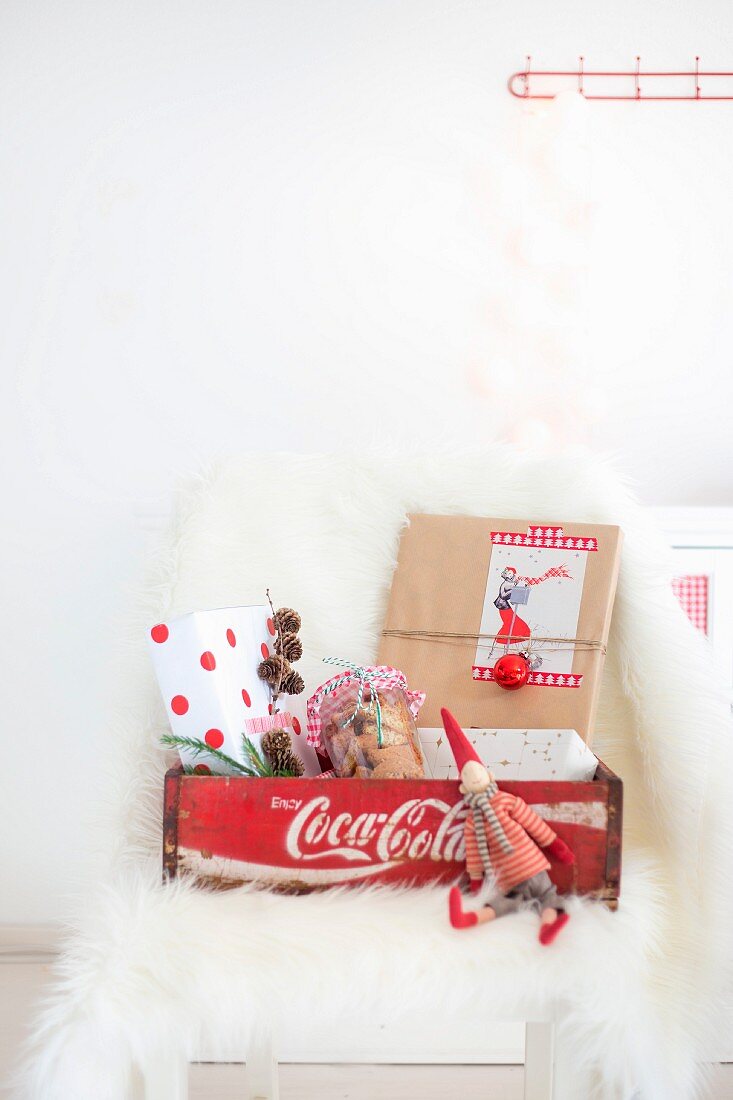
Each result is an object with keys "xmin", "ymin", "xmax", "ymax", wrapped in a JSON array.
[{"xmin": 285, "ymin": 796, "xmax": 467, "ymax": 866}]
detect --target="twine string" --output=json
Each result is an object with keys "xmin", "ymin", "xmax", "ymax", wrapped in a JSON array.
[
  {"xmin": 381, "ymin": 629, "xmax": 606, "ymax": 655},
  {"xmin": 320, "ymin": 657, "xmax": 384, "ymax": 746}
]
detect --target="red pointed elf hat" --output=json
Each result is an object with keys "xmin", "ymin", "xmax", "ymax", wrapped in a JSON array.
[{"xmin": 440, "ymin": 708, "xmax": 482, "ymax": 772}]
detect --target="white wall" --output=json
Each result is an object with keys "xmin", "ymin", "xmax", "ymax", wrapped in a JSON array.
[{"xmin": 2, "ymin": 0, "xmax": 733, "ymax": 924}]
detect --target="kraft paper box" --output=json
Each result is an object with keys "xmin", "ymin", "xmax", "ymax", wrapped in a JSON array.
[
  {"xmin": 148, "ymin": 604, "xmax": 322, "ymax": 775},
  {"xmin": 418, "ymin": 726, "xmax": 598, "ymax": 782},
  {"xmin": 378, "ymin": 516, "xmax": 623, "ymax": 744}
]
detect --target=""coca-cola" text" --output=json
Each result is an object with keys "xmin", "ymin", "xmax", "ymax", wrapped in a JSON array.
[{"xmin": 285, "ymin": 795, "xmax": 467, "ymax": 865}]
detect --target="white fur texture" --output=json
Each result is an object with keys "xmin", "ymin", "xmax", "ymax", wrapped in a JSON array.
[{"xmin": 20, "ymin": 448, "xmax": 733, "ymax": 1099}]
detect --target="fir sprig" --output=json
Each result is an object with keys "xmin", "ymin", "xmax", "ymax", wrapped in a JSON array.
[
  {"xmin": 161, "ymin": 732, "xmax": 301, "ymax": 778},
  {"xmin": 241, "ymin": 735, "xmax": 275, "ymax": 776},
  {"xmin": 241, "ymin": 734, "xmax": 301, "ymax": 778},
  {"xmin": 161, "ymin": 733, "xmax": 261, "ymax": 776}
]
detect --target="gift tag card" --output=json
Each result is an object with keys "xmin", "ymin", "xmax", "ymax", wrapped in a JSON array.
[{"xmin": 473, "ymin": 525, "xmax": 595, "ymax": 688}]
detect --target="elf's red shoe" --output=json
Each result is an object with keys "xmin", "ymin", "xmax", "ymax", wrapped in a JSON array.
[
  {"xmin": 539, "ymin": 911, "xmax": 570, "ymax": 946},
  {"xmin": 449, "ymin": 886, "xmax": 478, "ymax": 930}
]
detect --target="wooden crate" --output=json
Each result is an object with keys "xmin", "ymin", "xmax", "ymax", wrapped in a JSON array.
[{"xmin": 163, "ymin": 761, "xmax": 622, "ymax": 905}]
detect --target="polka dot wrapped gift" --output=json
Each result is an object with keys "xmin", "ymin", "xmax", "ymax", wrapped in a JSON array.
[{"xmin": 148, "ymin": 605, "xmax": 323, "ymax": 775}]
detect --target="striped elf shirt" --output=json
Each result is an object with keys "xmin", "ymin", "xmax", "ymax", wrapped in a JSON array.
[{"xmin": 464, "ymin": 791, "xmax": 557, "ymax": 893}]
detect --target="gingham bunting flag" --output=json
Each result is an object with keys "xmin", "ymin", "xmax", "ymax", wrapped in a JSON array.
[{"xmin": 672, "ymin": 575, "xmax": 709, "ymax": 634}]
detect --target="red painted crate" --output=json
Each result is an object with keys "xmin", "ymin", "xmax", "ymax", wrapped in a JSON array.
[{"xmin": 163, "ymin": 761, "xmax": 622, "ymax": 906}]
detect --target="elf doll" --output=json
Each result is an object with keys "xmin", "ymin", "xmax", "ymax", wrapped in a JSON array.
[{"xmin": 442, "ymin": 708, "xmax": 575, "ymax": 945}]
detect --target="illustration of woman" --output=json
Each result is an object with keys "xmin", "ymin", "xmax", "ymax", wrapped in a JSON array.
[{"xmin": 494, "ymin": 564, "xmax": 571, "ymax": 646}]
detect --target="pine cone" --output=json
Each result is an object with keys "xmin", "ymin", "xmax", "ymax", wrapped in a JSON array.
[
  {"xmin": 275, "ymin": 607, "xmax": 301, "ymax": 634},
  {"xmin": 262, "ymin": 727, "xmax": 305, "ymax": 777},
  {"xmin": 276, "ymin": 630, "xmax": 303, "ymax": 662},
  {"xmin": 261, "ymin": 727, "xmax": 288, "ymax": 752},
  {"xmin": 280, "ymin": 668, "xmax": 305, "ymax": 696},
  {"xmin": 257, "ymin": 653, "xmax": 287, "ymax": 686}
]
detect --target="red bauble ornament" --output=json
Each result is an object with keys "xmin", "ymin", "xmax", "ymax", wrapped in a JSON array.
[{"xmin": 493, "ymin": 653, "xmax": 530, "ymax": 691}]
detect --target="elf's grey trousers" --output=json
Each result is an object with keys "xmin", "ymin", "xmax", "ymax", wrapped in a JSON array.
[{"xmin": 485, "ymin": 870, "xmax": 565, "ymax": 917}]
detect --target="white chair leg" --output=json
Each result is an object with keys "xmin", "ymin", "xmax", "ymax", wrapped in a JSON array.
[
  {"xmin": 141, "ymin": 1052, "xmax": 188, "ymax": 1100},
  {"xmin": 129, "ymin": 1062, "xmax": 145, "ymax": 1100},
  {"xmin": 245, "ymin": 1027, "xmax": 279, "ymax": 1100},
  {"xmin": 524, "ymin": 1021, "xmax": 555, "ymax": 1100}
]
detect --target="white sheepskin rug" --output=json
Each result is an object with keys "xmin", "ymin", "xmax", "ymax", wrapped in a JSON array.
[{"xmin": 20, "ymin": 447, "xmax": 733, "ymax": 1100}]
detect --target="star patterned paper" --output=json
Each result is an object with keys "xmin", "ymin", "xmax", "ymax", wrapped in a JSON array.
[{"xmin": 417, "ymin": 726, "xmax": 598, "ymax": 782}]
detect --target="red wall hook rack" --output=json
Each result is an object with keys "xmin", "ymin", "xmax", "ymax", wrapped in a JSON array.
[{"xmin": 509, "ymin": 56, "xmax": 733, "ymax": 101}]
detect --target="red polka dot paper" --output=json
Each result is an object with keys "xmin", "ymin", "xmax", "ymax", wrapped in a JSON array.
[
  {"xmin": 147, "ymin": 605, "xmax": 273, "ymax": 773},
  {"xmin": 147, "ymin": 604, "xmax": 324, "ymax": 776}
]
